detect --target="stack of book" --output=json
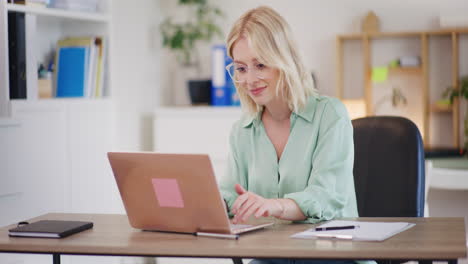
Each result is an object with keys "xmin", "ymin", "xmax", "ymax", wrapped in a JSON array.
[
  {"xmin": 11, "ymin": 0, "xmax": 48, "ymax": 7},
  {"xmin": 55, "ymin": 36, "xmax": 106, "ymax": 98}
]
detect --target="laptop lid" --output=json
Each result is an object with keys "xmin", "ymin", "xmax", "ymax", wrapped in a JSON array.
[{"xmin": 108, "ymin": 152, "xmax": 235, "ymax": 234}]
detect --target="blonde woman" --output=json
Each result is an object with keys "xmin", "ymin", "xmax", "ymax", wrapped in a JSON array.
[{"xmin": 220, "ymin": 6, "xmax": 362, "ymax": 264}]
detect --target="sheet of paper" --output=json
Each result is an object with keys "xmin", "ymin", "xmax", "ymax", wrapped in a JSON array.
[{"xmin": 291, "ymin": 220, "xmax": 415, "ymax": 241}]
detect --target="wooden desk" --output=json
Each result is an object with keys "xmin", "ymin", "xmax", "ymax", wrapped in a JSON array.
[{"xmin": 0, "ymin": 213, "xmax": 466, "ymax": 264}]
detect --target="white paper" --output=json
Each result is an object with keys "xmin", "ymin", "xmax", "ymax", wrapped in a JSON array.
[{"xmin": 291, "ymin": 220, "xmax": 415, "ymax": 241}]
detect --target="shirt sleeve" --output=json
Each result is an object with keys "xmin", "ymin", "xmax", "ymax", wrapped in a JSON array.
[
  {"xmin": 219, "ymin": 121, "xmax": 246, "ymax": 216},
  {"xmin": 284, "ymin": 100, "xmax": 356, "ymax": 223}
]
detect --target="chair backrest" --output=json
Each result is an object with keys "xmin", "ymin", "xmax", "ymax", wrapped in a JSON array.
[{"xmin": 352, "ymin": 116, "xmax": 425, "ymax": 217}]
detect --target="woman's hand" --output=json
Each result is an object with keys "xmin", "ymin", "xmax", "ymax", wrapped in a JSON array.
[{"xmin": 231, "ymin": 184, "xmax": 284, "ymax": 224}]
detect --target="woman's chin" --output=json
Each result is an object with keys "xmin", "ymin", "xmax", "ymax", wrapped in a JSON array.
[{"xmin": 249, "ymin": 95, "xmax": 265, "ymax": 105}]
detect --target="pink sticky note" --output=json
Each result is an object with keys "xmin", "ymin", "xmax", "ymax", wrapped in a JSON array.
[{"xmin": 151, "ymin": 178, "xmax": 185, "ymax": 208}]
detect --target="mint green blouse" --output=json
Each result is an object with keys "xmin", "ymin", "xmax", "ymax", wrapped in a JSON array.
[{"xmin": 220, "ymin": 95, "xmax": 359, "ymax": 223}]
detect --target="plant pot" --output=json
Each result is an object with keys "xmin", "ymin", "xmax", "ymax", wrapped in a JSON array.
[{"xmin": 188, "ymin": 79, "xmax": 211, "ymax": 105}]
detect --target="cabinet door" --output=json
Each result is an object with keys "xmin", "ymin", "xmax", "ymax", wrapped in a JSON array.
[
  {"xmin": 0, "ymin": 121, "xmax": 22, "ymax": 226},
  {"xmin": 67, "ymin": 100, "xmax": 122, "ymax": 213},
  {"xmin": 7, "ymin": 103, "xmax": 68, "ymax": 223},
  {"xmin": 0, "ymin": 113, "xmax": 67, "ymax": 264}
]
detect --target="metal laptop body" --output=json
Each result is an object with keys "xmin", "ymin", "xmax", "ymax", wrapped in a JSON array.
[{"xmin": 108, "ymin": 152, "xmax": 272, "ymax": 235}]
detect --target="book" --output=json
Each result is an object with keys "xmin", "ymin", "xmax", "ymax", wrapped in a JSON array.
[
  {"xmin": 94, "ymin": 37, "xmax": 105, "ymax": 97},
  {"xmin": 291, "ymin": 220, "xmax": 415, "ymax": 241},
  {"xmin": 8, "ymin": 12, "xmax": 27, "ymax": 99},
  {"xmin": 9, "ymin": 220, "xmax": 93, "ymax": 238},
  {"xmin": 55, "ymin": 37, "xmax": 99, "ymax": 98},
  {"xmin": 55, "ymin": 46, "xmax": 88, "ymax": 97}
]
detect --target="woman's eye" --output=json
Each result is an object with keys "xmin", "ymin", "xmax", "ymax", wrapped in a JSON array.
[
  {"xmin": 236, "ymin": 66, "xmax": 247, "ymax": 73},
  {"xmin": 256, "ymin": 64, "xmax": 266, "ymax": 70}
]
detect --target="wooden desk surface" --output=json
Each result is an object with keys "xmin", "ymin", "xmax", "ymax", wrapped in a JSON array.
[{"xmin": 0, "ymin": 213, "xmax": 466, "ymax": 260}]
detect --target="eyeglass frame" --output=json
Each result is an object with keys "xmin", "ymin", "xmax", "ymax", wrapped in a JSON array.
[{"xmin": 225, "ymin": 62, "xmax": 269, "ymax": 83}]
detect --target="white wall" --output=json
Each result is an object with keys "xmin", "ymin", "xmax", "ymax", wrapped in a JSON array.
[
  {"xmin": 158, "ymin": 0, "xmax": 468, "ymax": 102},
  {"xmin": 111, "ymin": 0, "xmax": 161, "ymax": 151}
]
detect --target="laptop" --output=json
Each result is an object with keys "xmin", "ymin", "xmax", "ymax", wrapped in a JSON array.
[{"xmin": 107, "ymin": 152, "xmax": 273, "ymax": 238}]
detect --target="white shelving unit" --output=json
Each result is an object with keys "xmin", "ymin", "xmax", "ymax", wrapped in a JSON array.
[
  {"xmin": 6, "ymin": 3, "xmax": 110, "ymax": 22},
  {"xmin": 0, "ymin": 0, "xmax": 112, "ymax": 117},
  {"xmin": 0, "ymin": 0, "xmax": 121, "ymax": 253}
]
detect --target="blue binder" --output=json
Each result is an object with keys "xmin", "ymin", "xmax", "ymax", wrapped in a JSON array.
[{"xmin": 211, "ymin": 45, "xmax": 238, "ymax": 106}]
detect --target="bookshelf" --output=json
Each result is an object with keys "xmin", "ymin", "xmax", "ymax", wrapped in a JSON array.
[
  {"xmin": 0, "ymin": 0, "xmax": 112, "ymax": 117},
  {"xmin": 336, "ymin": 29, "xmax": 468, "ymax": 148}
]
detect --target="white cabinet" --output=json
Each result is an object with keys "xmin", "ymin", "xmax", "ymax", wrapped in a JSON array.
[
  {"xmin": 1, "ymin": 99, "xmax": 120, "ymax": 225},
  {"xmin": 8, "ymin": 101, "xmax": 68, "ymax": 221},
  {"xmin": 153, "ymin": 107, "xmax": 242, "ymax": 179},
  {"xmin": 0, "ymin": 119, "xmax": 24, "ymax": 226},
  {"xmin": 0, "ymin": 99, "xmax": 120, "ymax": 264}
]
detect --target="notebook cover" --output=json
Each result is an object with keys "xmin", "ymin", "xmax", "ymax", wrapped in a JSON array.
[{"xmin": 8, "ymin": 220, "xmax": 93, "ymax": 238}]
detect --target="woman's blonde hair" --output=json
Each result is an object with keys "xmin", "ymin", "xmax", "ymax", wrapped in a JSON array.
[{"xmin": 226, "ymin": 6, "xmax": 317, "ymax": 115}]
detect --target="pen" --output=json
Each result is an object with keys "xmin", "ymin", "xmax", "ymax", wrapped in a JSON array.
[
  {"xmin": 315, "ymin": 225, "xmax": 358, "ymax": 231},
  {"xmin": 196, "ymin": 232, "xmax": 239, "ymax": 240}
]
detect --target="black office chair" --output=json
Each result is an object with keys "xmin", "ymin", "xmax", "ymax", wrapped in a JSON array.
[
  {"xmin": 352, "ymin": 116, "xmax": 426, "ymax": 264},
  {"xmin": 352, "ymin": 116, "xmax": 425, "ymax": 218}
]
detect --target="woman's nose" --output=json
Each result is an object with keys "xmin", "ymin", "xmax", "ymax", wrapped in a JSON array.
[{"xmin": 245, "ymin": 69, "xmax": 260, "ymax": 84}]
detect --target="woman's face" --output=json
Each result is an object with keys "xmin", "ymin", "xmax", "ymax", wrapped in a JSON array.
[{"xmin": 231, "ymin": 37, "xmax": 280, "ymax": 107}]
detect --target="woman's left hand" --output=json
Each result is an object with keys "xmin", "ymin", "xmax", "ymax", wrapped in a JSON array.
[{"xmin": 231, "ymin": 184, "xmax": 284, "ymax": 224}]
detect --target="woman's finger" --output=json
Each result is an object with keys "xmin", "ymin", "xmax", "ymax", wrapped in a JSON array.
[
  {"xmin": 241, "ymin": 200, "xmax": 263, "ymax": 222},
  {"xmin": 231, "ymin": 192, "xmax": 249, "ymax": 214},
  {"xmin": 235, "ymin": 196, "xmax": 258, "ymax": 222}
]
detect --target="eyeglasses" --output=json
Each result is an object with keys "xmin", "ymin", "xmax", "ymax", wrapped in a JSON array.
[{"xmin": 226, "ymin": 62, "xmax": 268, "ymax": 83}]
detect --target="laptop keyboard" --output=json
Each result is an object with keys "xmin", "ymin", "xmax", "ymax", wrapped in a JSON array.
[{"xmin": 230, "ymin": 224, "xmax": 253, "ymax": 231}]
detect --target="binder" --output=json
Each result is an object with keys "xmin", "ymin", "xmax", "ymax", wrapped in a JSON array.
[
  {"xmin": 8, "ymin": 11, "xmax": 27, "ymax": 99},
  {"xmin": 211, "ymin": 45, "xmax": 233, "ymax": 106},
  {"xmin": 9, "ymin": 220, "xmax": 93, "ymax": 238}
]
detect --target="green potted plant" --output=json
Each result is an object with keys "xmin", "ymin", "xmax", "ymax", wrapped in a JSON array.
[
  {"xmin": 160, "ymin": 0, "xmax": 224, "ymax": 105},
  {"xmin": 443, "ymin": 76, "xmax": 468, "ymax": 154}
]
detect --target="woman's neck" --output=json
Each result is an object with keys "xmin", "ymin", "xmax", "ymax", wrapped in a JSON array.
[{"xmin": 263, "ymin": 100, "xmax": 291, "ymax": 123}]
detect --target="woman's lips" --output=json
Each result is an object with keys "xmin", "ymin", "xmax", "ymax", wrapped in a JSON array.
[{"xmin": 250, "ymin": 87, "xmax": 266, "ymax": 96}]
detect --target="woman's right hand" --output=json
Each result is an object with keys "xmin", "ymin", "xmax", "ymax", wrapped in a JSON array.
[{"xmin": 231, "ymin": 184, "xmax": 284, "ymax": 224}]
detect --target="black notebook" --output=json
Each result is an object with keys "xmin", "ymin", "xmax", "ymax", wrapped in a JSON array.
[{"xmin": 8, "ymin": 220, "xmax": 93, "ymax": 238}]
